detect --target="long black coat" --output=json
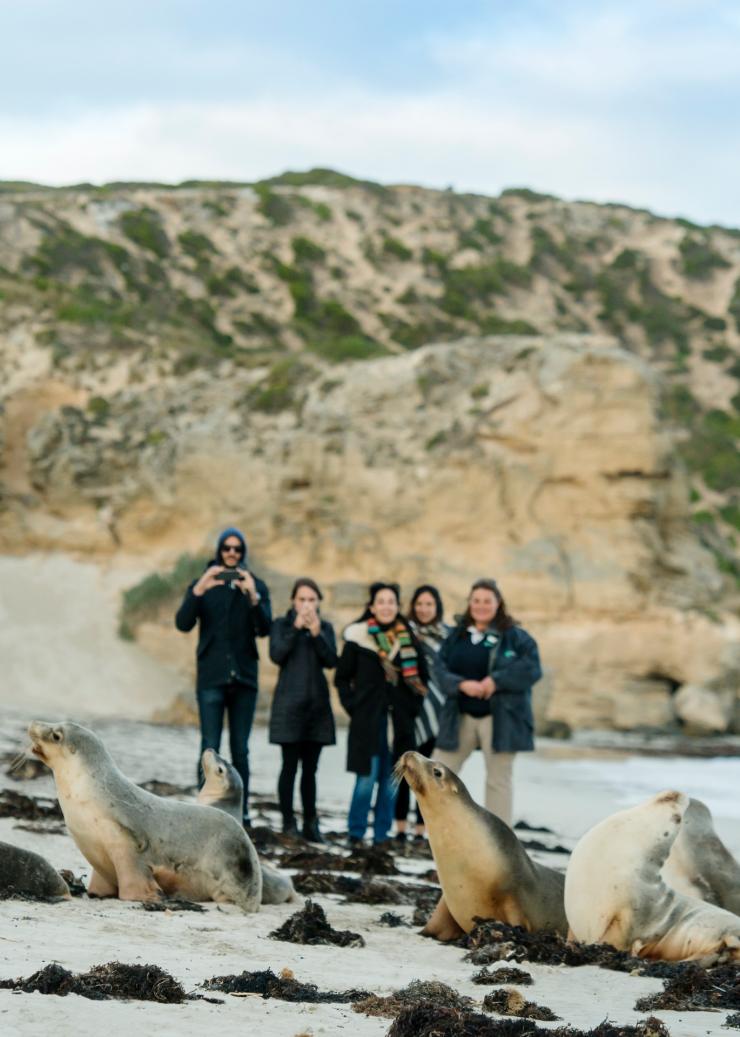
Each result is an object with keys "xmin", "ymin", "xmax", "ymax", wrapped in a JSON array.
[
  {"xmin": 268, "ymin": 611, "xmax": 338, "ymax": 745},
  {"xmin": 335, "ymin": 621, "xmax": 428, "ymax": 776},
  {"xmin": 174, "ymin": 574, "xmax": 272, "ymax": 692}
]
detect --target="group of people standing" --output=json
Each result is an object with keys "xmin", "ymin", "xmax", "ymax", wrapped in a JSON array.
[{"xmin": 176, "ymin": 527, "xmax": 543, "ymax": 844}]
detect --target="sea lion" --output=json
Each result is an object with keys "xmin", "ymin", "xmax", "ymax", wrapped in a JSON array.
[
  {"xmin": 28, "ymin": 721, "xmax": 261, "ymax": 911},
  {"xmin": 396, "ymin": 752, "xmax": 567, "ymax": 940},
  {"xmin": 197, "ymin": 748, "xmax": 296, "ymax": 905},
  {"xmin": 565, "ymin": 790, "xmax": 740, "ymax": 964},
  {"xmin": 0, "ymin": 841, "xmax": 70, "ymax": 900},
  {"xmin": 662, "ymin": 797, "xmax": 740, "ymax": 916}
]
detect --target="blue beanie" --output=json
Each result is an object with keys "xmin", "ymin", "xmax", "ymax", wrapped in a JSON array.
[{"xmin": 215, "ymin": 526, "xmax": 248, "ymax": 561}]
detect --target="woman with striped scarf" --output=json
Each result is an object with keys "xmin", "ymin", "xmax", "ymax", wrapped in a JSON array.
[
  {"xmin": 335, "ymin": 582, "xmax": 429, "ymax": 846},
  {"xmin": 393, "ymin": 584, "xmax": 450, "ymax": 845}
]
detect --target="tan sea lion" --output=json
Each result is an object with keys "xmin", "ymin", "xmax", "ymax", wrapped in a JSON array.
[
  {"xmin": 0, "ymin": 841, "xmax": 70, "ymax": 900},
  {"xmin": 565, "ymin": 790, "xmax": 740, "ymax": 964},
  {"xmin": 662, "ymin": 797, "xmax": 740, "ymax": 915},
  {"xmin": 197, "ymin": 748, "xmax": 297, "ymax": 905},
  {"xmin": 396, "ymin": 752, "xmax": 567, "ymax": 940},
  {"xmin": 28, "ymin": 721, "xmax": 261, "ymax": 911}
]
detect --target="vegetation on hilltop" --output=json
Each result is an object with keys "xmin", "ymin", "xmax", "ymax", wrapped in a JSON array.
[{"xmin": 0, "ymin": 171, "xmax": 738, "ymax": 569}]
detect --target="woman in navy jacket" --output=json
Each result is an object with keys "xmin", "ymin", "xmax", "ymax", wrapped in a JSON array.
[{"xmin": 435, "ymin": 577, "xmax": 541, "ymax": 827}]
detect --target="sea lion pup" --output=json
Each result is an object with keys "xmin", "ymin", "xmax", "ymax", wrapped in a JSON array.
[
  {"xmin": 396, "ymin": 752, "xmax": 567, "ymax": 940},
  {"xmin": 662, "ymin": 797, "xmax": 740, "ymax": 916},
  {"xmin": 197, "ymin": 749, "xmax": 297, "ymax": 905},
  {"xmin": 565, "ymin": 790, "xmax": 740, "ymax": 964},
  {"xmin": 28, "ymin": 721, "xmax": 261, "ymax": 911},
  {"xmin": 0, "ymin": 841, "xmax": 70, "ymax": 900}
]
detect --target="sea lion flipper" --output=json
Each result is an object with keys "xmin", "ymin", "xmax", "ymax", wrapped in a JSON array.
[
  {"xmin": 88, "ymin": 868, "xmax": 118, "ymax": 898},
  {"xmin": 110, "ymin": 844, "xmax": 163, "ymax": 902},
  {"xmin": 421, "ymin": 894, "xmax": 465, "ymax": 942}
]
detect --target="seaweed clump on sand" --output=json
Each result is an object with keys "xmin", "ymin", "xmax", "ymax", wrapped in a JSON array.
[
  {"xmin": 462, "ymin": 920, "xmax": 680, "ymax": 978},
  {"xmin": 472, "ymin": 966, "xmax": 532, "ymax": 985},
  {"xmin": 269, "ymin": 899, "xmax": 365, "ymax": 947},
  {"xmin": 291, "ymin": 870, "xmax": 438, "ymax": 910},
  {"xmin": 0, "ymin": 789, "xmax": 63, "ymax": 821},
  {"xmin": 387, "ymin": 1004, "xmax": 671, "ymax": 1036},
  {"xmin": 378, "ymin": 911, "xmax": 412, "ymax": 927},
  {"xmin": 280, "ymin": 845, "xmax": 398, "ymax": 875},
  {"xmin": 141, "ymin": 898, "xmax": 206, "ymax": 913},
  {"xmin": 205, "ymin": 966, "xmax": 369, "ymax": 1002},
  {"xmin": 353, "ymin": 980, "xmax": 472, "ymax": 1018},
  {"xmin": 482, "ymin": 988, "xmax": 558, "ymax": 1020},
  {"xmin": 635, "ymin": 962, "xmax": 740, "ymax": 1011},
  {"xmin": 0, "ymin": 962, "xmax": 186, "ymax": 1003}
]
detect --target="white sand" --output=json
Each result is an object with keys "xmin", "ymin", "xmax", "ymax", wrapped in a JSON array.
[{"xmin": 1, "ymin": 713, "xmax": 738, "ymax": 1036}]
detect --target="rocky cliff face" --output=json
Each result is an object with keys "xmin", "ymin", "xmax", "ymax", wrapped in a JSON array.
[{"xmin": 0, "ymin": 173, "xmax": 738, "ymax": 731}]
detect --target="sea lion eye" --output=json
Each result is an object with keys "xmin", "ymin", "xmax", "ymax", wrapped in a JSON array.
[
  {"xmin": 217, "ymin": 767, "xmax": 225, "ymax": 776},
  {"xmin": 433, "ymin": 766, "xmax": 443, "ymax": 778},
  {"xmin": 52, "ymin": 730, "xmax": 63, "ymax": 743}
]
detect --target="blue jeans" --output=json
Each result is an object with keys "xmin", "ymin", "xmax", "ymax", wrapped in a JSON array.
[
  {"xmin": 347, "ymin": 725, "xmax": 396, "ymax": 843},
  {"xmin": 197, "ymin": 683, "xmax": 257, "ymax": 820}
]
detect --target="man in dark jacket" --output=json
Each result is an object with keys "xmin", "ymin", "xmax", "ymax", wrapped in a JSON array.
[{"xmin": 175, "ymin": 526, "xmax": 271, "ymax": 826}]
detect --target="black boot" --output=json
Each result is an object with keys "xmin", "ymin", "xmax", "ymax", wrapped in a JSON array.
[
  {"xmin": 283, "ymin": 815, "xmax": 299, "ymax": 837},
  {"xmin": 303, "ymin": 817, "xmax": 324, "ymax": 844}
]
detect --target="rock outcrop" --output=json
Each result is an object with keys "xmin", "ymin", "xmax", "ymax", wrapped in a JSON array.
[{"xmin": 1, "ymin": 332, "xmax": 737, "ymax": 730}]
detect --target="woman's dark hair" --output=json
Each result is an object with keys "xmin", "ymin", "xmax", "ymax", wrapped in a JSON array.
[
  {"xmin": 358, "ymin": 581, "xmax": 401, "ymax": 621},
  {"xmin": 290, "ymin": 577, "xmax": 323, "ymax": 601},
  {"xmin": 409, "ymin": 584, "xmax": 444, "ymax": 624},
  {"xmin": 460, "ymin": 578, "xmax": 515, "ymax": 631}
]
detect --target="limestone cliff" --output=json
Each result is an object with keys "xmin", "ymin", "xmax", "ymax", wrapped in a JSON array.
[{"xmin": 0, "ymin": 172, "xmax": 738, "ymax": 731}]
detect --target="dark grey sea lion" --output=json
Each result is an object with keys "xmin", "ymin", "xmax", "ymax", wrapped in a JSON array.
[
  {"xmin": 396, "ymin": 751, "xmax": 567, "ymax": 941},
  {"xmin": 0, "ymin": 841, "xmax": 70, "ymax": 899},
  {"xmin": 663, "ymin": 797, "xmax": 740, "ymax": 916},
  {"xmin": 28, "ymin": 721, "xmax": 261, "ymax": 911},
  {"xmin": 197, "ymin": 748, "xmax": 296, "ymax": 905}
]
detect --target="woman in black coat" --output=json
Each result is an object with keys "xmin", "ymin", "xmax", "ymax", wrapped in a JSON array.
[
  {"xmin": 269, "ymin": 578, "xmax": 337, "ymax": 842},
  {"xmin": 335, "ymin": 581, "xmax": 428, "ymax": 847}
]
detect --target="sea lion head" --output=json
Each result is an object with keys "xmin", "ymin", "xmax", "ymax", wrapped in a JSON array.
[
  {"xmin": 27, "ymin": 721, "xmax": 102, "ymax": 769},
  {"xmin": 200, "ymin": 749, "xmax": 242, "ymax": 809},
  {"xmin": 394, "ymin": 751, "xmax": 467, "ymax": 803}
]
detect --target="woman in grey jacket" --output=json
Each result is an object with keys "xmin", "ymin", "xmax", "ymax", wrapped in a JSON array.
[
  {"xmin": 269, "ymin": 578, "xmax": 337, "ymax": 842},
  {"xmin": 435, "ymin": 578, "xmax": 541, "ymax": 827},
  {"xmin": 394, "ymin": 584, "xmax": 449, "ymax": 844}
]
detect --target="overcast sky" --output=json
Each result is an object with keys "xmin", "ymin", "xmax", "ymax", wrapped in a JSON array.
[{"xmin": 1, "ymin": 0, "xmax": 739, "ymax": 226}]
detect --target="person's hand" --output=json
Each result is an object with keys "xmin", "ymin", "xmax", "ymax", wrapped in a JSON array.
[
  {"xmin": 480, "ymin": 676, "xmax": 496, "ymax": 699},
  {"xmin": 306, "ymin": 609, "xmax": 321, "ymax": 637},
  {"xmin": 236, "ymin": 569, "xmax": 259, "ymax": 604},
  {"xmin": 293, "ymin": 609, "xmax": 306, "ymax": 629},
  {"xmin": 193, "ymin": 565, "xmax": 224, "ymax": 596},
  {"xmin": 459, "ymin": 679, "xmax": 484, "ymax": 698}
]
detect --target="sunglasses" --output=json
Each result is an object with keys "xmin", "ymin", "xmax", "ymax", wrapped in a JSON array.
[{"xmin": 221, "ymin": 544, "xmax": 244, "ymax": 555}]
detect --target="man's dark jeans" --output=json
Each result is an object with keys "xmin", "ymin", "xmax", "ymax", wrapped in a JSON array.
[{"xmin": 197, "ymin": 682, "xmax": 257, "ymax": 821}]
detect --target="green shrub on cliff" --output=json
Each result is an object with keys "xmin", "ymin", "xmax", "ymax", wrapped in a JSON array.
[
  {"xmin": 119, "ymin": 208, "xmax": 170, "ymax": 258},
  {"xmin": 248, "ymin": 357, "xmax": 312, "ymax": 413},
  {"xmin": 440, "ymin": 259, "xmax": 531, "ymax": 318},
  {"xmin": 118, "ymin": 553, "xmax": 205, "ymax": 640},
  {"xmin": 678, "ymin": 234, "xmax": 730, "ymax": 280}
]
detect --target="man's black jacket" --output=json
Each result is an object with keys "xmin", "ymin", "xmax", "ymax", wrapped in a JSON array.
[{"xmin": 175, "ymin": 575, "xmax": 272, "ymax": 692}]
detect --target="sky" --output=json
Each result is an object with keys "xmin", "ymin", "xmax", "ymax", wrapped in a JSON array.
[{"xmin": 1, "ymin": 0, "xmax": 739, "ymax": 226}]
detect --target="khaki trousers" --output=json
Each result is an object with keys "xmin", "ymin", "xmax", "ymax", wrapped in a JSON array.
[{"xmin": 434, "ymin": 713, "xmax": 515, "ymax": 826}]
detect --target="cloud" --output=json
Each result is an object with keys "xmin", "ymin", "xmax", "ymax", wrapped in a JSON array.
[{"xmin": 0, "ymin": 1, "xmax": 738, "ymax": 226}]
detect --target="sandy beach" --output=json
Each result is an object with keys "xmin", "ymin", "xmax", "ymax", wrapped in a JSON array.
[{"xmin": 1, "ymin": 709, "xmax": 738, "ymax": 1037}]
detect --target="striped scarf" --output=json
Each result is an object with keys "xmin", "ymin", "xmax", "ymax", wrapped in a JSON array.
[{"xmin": 367, "ymin": 618, "xmax": 427, "ymax": 696}]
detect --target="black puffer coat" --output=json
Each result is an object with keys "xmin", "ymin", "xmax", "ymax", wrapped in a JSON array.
[
  {"xmin": 335, "ymin": 621, "xmax": 428, "ymax": 776},
  {"xmin": 268, "ymin": 611, "xmax": 338, "ymax": 745},
  {"xmin": 175, "ymin": 574, "xmax": 272, "ymax": 692}
]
